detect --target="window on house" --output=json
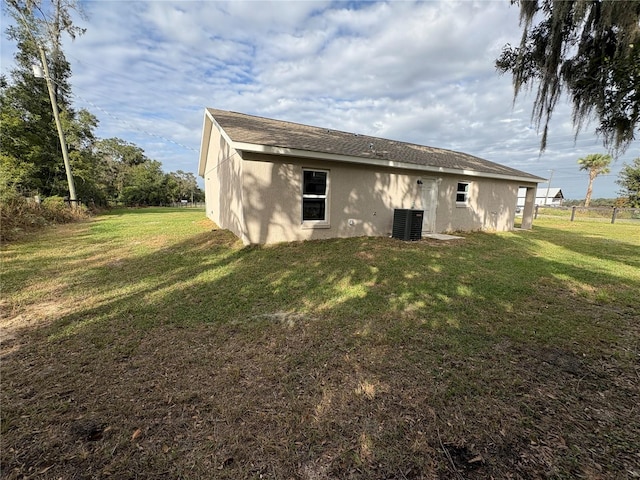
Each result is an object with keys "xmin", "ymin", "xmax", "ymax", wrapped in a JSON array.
[
  {"xmin": 456, "ymin": 182, "xmax": 469, "ymax": 205},
  {"xmin": 302, "ymin": 169, "xmax": 329, "ymax": 223}
]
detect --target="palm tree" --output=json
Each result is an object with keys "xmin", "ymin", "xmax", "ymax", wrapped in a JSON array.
[{"xmin": 578, "ymin": 154, "xmax": 612, "ymax": 207}]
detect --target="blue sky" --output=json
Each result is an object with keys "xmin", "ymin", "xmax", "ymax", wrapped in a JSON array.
[{"xmin": 2, "ymin": 0, "xmax": 638, "ymax": 200}]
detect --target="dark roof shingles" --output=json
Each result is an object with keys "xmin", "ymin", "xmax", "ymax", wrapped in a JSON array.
[{"xmin": 207, "ymin": 108, "xmax": 542, "ymax": 180}]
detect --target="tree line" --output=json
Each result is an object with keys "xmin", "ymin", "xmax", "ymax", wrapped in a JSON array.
[{"xmin": 1, "ymin": 0, "xmax": 203, "ymax": 208}]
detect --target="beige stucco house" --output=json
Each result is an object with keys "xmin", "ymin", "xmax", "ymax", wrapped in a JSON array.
[{"xmin": 198, "ymin": 109, "xmax": 543, "ymax": 245}]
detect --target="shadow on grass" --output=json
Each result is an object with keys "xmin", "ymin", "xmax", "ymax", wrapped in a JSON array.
[
  {"xmin": 2, "ymin": 218, "xmax": 639, "ymax": 479},
  {"xmin": 530, "ymin": 223, "xmax": 640, "ymax": 270},
  {"xmin": 19, "ymin": 224, "xmax": 638, "ymax": 346}
]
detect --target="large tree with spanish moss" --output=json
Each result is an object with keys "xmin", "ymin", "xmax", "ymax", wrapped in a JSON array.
[{"xmin": 496, "ymin": 0, "xmax": 640, "ymax": 152}]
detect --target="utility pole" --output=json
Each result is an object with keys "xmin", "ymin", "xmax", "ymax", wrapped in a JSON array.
[
  {"xmin": 544, "ymin": 169, "xmax": 554, "ymax": 206},
  {"xmin": 34, "ymin": 46, "xmax": 77, "ymax": 206},
  {"xmin": 12, "ymin": 1, "xmax": 78, "ymax": 207}
]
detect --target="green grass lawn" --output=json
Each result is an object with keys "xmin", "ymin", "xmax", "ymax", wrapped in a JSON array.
[{"xmin": 2, "ymin": 208, "xmax": 639, "ymax": 479}]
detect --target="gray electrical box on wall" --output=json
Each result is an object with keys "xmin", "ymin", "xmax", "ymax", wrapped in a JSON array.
[{"xmin": 392, "ymin": 209, "xmax": 424, "ymax": 241}]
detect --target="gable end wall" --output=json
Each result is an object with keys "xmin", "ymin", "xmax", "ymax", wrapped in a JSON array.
[{"xmin": 203, "ymin": 125, "xmax": 247, "ymax": 243}]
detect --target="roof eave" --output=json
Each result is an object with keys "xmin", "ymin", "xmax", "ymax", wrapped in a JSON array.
[
  {"xmin": 232, "ymin": 142, "xmax": 545, "ymax": 184},
  {"xmin": 198, "ymin": 109, "xmax": 238, "ymax": 177},
  {"xmin": 197, "ymin": 110, "xmax": 214, "ymax": 177}
]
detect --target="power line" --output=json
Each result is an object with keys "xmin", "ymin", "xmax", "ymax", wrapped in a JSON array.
[
  {"xmin": 50, "ymin": 74, "xmax": 198, "ymax": 153},
  {"xmin": 65, "ymin": 53, "xmax": 638, "ymax": 160},
  {"xmin": 65, "ymin": 55, "xmax": 631, "ymax": 156},
  {"xmin": 70, "ymin": 90, "xmax": 197, "ymax": 152}
]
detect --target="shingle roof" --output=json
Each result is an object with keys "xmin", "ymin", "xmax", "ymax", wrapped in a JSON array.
[{"xmin": 207, "ymin": 108, "xmax": 543, "ymax": 181}]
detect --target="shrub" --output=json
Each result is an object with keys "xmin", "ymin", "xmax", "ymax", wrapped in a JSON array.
[
  {"xmin": 41, "ymin": 196, "xmax": 82, "ymax": 223},
  {"xmin": 1, "ymin": 191, "xmax": 29, "ymax": 242},
  {"xmin": 1, "ymin": 193, "xmax": 89, "ymax": 243}
]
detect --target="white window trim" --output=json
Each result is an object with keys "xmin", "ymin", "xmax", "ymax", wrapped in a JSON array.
[
  {"xmin": 456, "ymin": 181, "xmax": 470, "ymax": 207},
  {"xmin": 301, "ymin": 168, "xmax": 330, "ymax": 229}
]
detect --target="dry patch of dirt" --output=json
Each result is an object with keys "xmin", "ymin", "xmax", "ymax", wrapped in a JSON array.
[
  {"xmin": 2, "ymin": 315, "xmax": 639, "ymax": 479},
  {"xmin": 0, "ymin": 299, "xmax": 70, "ymax": 357}
]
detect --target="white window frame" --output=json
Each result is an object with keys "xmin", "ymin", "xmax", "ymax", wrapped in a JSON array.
[
  {"xmin": 456, "ymin": 181, "xmax": 470, "ymax": 207},
  {"xmin": 301, "ymin": 168, "xmax": 330, "ymax": 228}
]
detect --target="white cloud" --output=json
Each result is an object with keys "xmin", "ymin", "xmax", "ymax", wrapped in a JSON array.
[{"xmin": 1, "ymin": 0, "xmax": 637, "ymax": 200}]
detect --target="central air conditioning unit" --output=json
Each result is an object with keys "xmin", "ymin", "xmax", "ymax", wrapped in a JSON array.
[{"xmin": 392, "ymin": 209, "xmax": 424, "ymax": 241}]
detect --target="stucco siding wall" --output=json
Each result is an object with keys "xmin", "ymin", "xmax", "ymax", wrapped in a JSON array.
[
  {"xmin": 203, "ymin": 127, "xmax": 246, "ymax": 243},
  {"xmin": 238, "ymin": 154, "xmax": 532, "ymax": 244},
  {"xmin": 435, "ymin": 177, "xmax": 519, "ymax": 233},
  {"xmin": 241, "ymin": 156, "xmax": 425, "ymax": 244},
  {"xmin": 241, "ymin": 160, "xmax": 300, "ymax": 244}
]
